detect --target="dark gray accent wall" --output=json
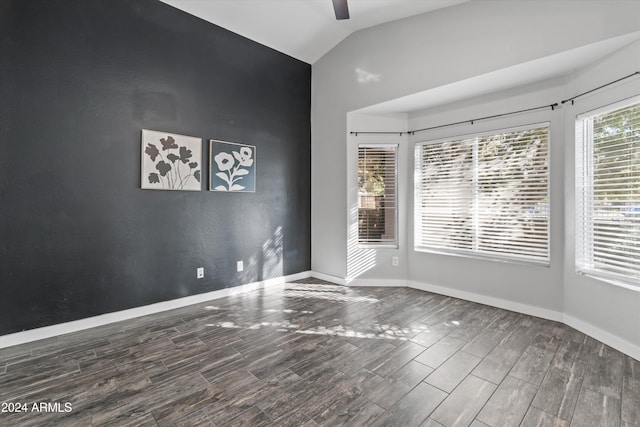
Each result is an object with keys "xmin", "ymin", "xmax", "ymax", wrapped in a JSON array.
[{"xmin": 0, "ymin": 0, "xmax": 311, "ymax": 335}]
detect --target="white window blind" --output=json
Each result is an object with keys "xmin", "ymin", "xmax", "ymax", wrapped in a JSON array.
[
  {"xmin": 358, "ymin": 145, "xmax": 398, "ymax": 246},
  {"xmin": 415, "ymin": 124, "xmax": 549, "ymax": 264},
  {"xmin": 576, "ymin": 96, "xmax": 640, "ymax": 286}
]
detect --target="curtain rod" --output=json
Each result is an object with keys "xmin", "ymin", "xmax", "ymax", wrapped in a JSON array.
[
  {"xmin": 350, "ymin": 103, "xmax": 557, "ymax": 136},
  {"xmin": 561, "ymin": 71, "xmax": 640, "ymax": 105},
  {"xmin": 350, "ymin": 131, "xmax": 406, "ymax": 136},
  {"xmin": 410, "ymin": 103, "xmax": 557, "ymax": 135}
]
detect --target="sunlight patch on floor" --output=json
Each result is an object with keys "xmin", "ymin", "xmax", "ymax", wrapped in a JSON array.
[
  {"xmin": 284, "ymin": 289, "xmax": 379, "ymax": 303},
  {"xmin": 286, "ymin": 283, "xmax": 348, "ymax": 293},
  {"xmin": 204, "ymin": 318, "xmax": 446, "ymax": 343}
]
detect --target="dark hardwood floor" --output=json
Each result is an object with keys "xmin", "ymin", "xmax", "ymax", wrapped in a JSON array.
[{"xmin": 1, "ymin": 278, "xmax": 639, "ymax": 427}]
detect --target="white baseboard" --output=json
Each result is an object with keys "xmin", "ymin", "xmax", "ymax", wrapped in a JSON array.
[
  {"xmin": 398, "ymin": 280, "xmax": 640, "ymax": 360},
  {"xmin": 310, "ymin": 271, "xmax": 347, "ymax": 285},
  {"xmin": 0, "ymin": 271, "xmax": 312, "ymax": 349},
  {"xmin": 563, "ymin": 314, "xmax": 640, "ymax": 361},
  {"xmin": 4, "ymin": 271, "xmax": 639, "ymax": 361},
  {"xmin": 347, "ymin": 278, "xmax": 408, "ymax": 287},
  {"xmin": 407, "ymin": 280, "xmax": 564, "ymax": 322},
  {"xmin": 306, "ymin": 275, "xmax": 640, "ymax": 360}
]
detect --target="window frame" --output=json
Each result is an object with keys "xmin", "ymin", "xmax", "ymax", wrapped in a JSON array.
[
  {"xmin": 357, "ymin": 143, "xmax": 399, "ymax": 249},
  {"xmin": 575, "ymin": 95, "xmax": 640, "ymax": 289},
  {"xmin": 414, "ymin": 122, "xmax": 551, "ymax": 266}
]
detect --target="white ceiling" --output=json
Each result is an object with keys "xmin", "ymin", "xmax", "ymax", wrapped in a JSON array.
[
  {"xmin": 159, "ymin": 1, "xmax": 640, "ymax": 115},
  {"xmin": 357, "ymin": 31, "xmax": 640, "ymax": 114},
  {"xmin": 160, "ymin": 0, "xmax": 471, "ymax": 64}
]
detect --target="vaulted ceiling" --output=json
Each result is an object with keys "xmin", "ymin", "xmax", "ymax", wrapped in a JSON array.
[
  {"xmin": 160, "ymin": 1, "xmax": 640, "ymax": 114},
  {"xmin": 160, "ymin": 0, "xmax": 471, "ymax": 64}
]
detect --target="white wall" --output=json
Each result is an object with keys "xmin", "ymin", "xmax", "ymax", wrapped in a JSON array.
[
  {"xmin": 346, "ymin": 113, "xmax": 409, "ymax": 286},
  {"xmin": 406, "ymin": 79, "xmax": 566, "ymax": 316},
  {"xmin": 312, "ymin": 0, "xmax": 640, "ymax": 278},
  {"xmin": 562, "ymin": 40, "xmax": 640, "ymax": 353},
  {"xmin": 312, "ymin": 0, "xmax": 640, "ymax": 357}
]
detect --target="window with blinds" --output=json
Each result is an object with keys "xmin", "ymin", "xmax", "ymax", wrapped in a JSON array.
[
  {"xmin": 415, "ymin": 124, "xmax": 549, "ymax": 264},
  {"xmin": 576, "ymin": 96, "xmax": 640, "ymax": 287},
  {"xmin": 358, "ymin": 145, "xmax": 398, "ymax": 246}
]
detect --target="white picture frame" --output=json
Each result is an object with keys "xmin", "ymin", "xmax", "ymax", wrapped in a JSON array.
[{"xmin": 141, "ymin": 129, "xmax": 202, "ymax": 191}]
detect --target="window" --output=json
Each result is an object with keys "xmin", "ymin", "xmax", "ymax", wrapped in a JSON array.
[
  {"xmin": 576, "ymin": 96, "xmax": 640, "ymax": 286},
  {"xmin": 415, "ymin": 124, "xmax": 550, "ymax": 264},
  {"xmin": 358, "ymin": 144, "xmax": 398, "ymax": 246}
]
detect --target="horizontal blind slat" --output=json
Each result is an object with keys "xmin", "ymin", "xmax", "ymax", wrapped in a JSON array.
[
  {"xmin": 415, "ymin": 125, "xmax": 549, "ymax": 263},
  {"xmin": 576, "ymin": 98, "xmax": 640, "ymax": 287},
  {"xmin": 358, "ymin": 145, "xmax": 397, "ymax": 245}
]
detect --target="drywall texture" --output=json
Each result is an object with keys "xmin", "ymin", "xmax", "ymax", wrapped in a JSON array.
[
  {"xmin": 312, "ymin": 0, "xmax": 640, "ymax": 352},
  {"xmin": 346, "ymin": 113, "xmax": 408, "ymax": 284},
  {"xmin": 312, "ymin": 0, "xmax": 640, "ymax": 278},
  {"xmin": 0, "ymin": 0, "xmax": 311, "ymax": 335},
  {"xmin": 403, "ymin": 41, "xmax": 640, "ymax": 350},
  {"xmin": 562, "ymin": 40, "xmax": 640, "ymax": 348},
  {"xmin": 406, "ymin": 81, "xmax": 565, "ymax": 313}
]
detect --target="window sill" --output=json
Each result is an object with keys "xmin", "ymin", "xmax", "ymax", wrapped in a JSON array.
[
  {"xmin": 576, "ymin": 270, "xmax": 640, "ymax": 293},
  {"xmin": 358, "ymin": 244, "xmax": 399, "ymax": 250},
  {"xmin": 414, "ymin": 246, "xmax": 550, "ymax": 268}
]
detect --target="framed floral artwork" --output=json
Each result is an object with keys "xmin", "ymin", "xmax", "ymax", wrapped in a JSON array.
[
  {"xmin": 209, "ymin": 140, "xmax": 256, "ymax": 192},
  {"xmin": 141, "ymin": 129, "xmax": 202, "ymax": 191}
]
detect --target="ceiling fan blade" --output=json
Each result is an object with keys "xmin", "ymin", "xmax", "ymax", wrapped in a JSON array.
[{"xmin": 332, "ymin": 0, "xmax": 350, "ymax": 20}]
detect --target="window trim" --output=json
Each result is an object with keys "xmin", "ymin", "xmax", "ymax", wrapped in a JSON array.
[
  {"xmin": 575, "ymin": 94, "xmax": 640, "ymax": 289},
  {"xmin": 357, "ymin": 143, "xmax": 399, "ymax": 248},
  {"xmin": 414, "ymin": 122, "xmax": 551, "ymax": 266}
]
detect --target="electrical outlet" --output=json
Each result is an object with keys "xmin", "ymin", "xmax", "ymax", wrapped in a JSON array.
[
  {"xmin": 197, "ymin": 267, "xmax": 204, "ymax": 279},
  {"xmin": 392, "ymin": 256, "xmax": 399, "ymax": 267},
  {"xmin": 236, "ymin": 261, "xmax": 244, "ymax": 272}
]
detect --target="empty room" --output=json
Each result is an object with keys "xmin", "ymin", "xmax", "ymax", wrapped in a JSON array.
[{"xmin": 1, "ymin": 0, "xmax": 640, "ymax": 426}]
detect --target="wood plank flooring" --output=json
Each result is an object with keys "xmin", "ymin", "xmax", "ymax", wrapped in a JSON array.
[{"xmin": 0, "ymin": 278, "xmax": 638, "ymax": 426}]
